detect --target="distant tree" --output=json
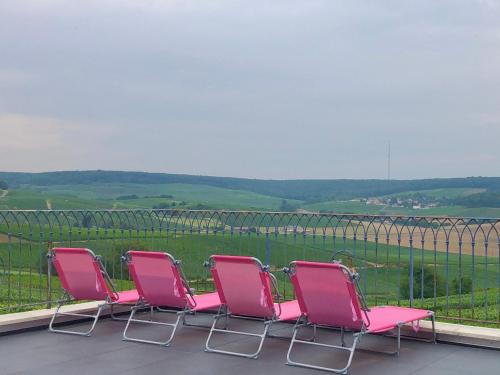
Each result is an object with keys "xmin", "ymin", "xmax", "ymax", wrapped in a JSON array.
[
  {"xmin": 116, "ymin": 194, "xmax": 139, "ymax": 200},
  {"xmin": 153, "ymin": 202, "xmax": 172, "ymax": 209},
  {"xmin": 452, "ymin": 274, "xmax": 472, "ymax": 294},
  {"xmin": 452, "ymin": 192, "xmax": 500, "ymax": 208},
  {"xmin": 190, "ymin": 203, "xmax": 213, "ymax": 210},
  {"xmin": 279, "ymin": 200, "xmax": 296, "ymax": 212},
  {"xmin": 400, "ymin": 266, "xmax": 446, "ymax": 299}
]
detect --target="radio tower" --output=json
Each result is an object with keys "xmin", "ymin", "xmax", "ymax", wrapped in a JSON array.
[{"xmin": 387, "ymin": 141, "xmax": 391, "ymax": 181}]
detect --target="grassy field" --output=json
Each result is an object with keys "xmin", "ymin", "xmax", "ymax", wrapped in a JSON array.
[
  {"xmin": 304, "ymin": 187, "xmax": 500, "ymax": 217},
  {"xmin": 0, "ymin": 184, "xmax": 299, "ymax": 210},
  {"xmin": 304, "ymin": 200, "xmax": 500, "ymax": 218},
  {"xmin": 381, "ymin": 188, "xmax": 486, "ymax": 199},
  {"xmin": 1, "ymin": 229, "xmax": 498, "ymax": 324},
  {"xmin": 1, "ymin": 183, "xmax": 499, "ymax": 217},
  {"xmin": 0, "ymin": 189, "xmax": 115, "ymax": 210},
  {"xmin": 114, "ymin": 184, "xmax": 302, "ymax": 210}
]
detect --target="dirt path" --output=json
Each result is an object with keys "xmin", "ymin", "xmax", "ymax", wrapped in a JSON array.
[
  {"xmin": 327, "ymin": 221, "xmax": 500, "ymax": 257},
  {"xmin": 253, "ymin": 221, "xmax": 500, "ymax": 257}
]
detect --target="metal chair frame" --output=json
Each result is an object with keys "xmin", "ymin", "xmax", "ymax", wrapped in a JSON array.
[
  {"xmin": 204, "ymin": 256, "xmax": 289, "ymax": 359},
  {"xmin": 48, "ymin": 248, "xmax": 136, "ymax": 336},
  {"xmin": 121, "ymin": 251, "xmax": 218, "ymax": 346},
  {"xmin": 284, "ymin": 261, "xmax": 436, "ymax": 374}
]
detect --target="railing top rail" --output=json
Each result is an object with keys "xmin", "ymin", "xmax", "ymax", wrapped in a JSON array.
[{"xmin": 0, "ymin": 209, "xmax": 499, "ymax": 222}]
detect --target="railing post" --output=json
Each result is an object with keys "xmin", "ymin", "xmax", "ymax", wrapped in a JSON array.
[
  {"xmin": 265, "ymin": 231, "xmax": 270, "ymax": 265},
  {"xmin": 46, "ymin": 251, "xmax": 52, "ymax": 309},
  {"xmin": 409, "ymin": 236, "xmax": 414, "ymax": 308}
]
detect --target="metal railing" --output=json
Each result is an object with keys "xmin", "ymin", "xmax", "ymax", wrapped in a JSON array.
[{"xmin": 0, "ymin": 210, "xmax": 498, "ymax": 326}]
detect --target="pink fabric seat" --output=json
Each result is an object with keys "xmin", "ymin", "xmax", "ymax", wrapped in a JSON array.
[
  {"xmin": 48, "ymin": 247, "xmax": 139, "ymax": 337},
  {"xmin": 191, "ymin": 292, "xmax": 222, "ymax": 311},
  {"xmin": 210, "ymin": 255, "xmax": 275, "ymax": 318},
  {"xmin": 126, "ymin": 250, "xmax": 221, "ymax": 311},
  {"xmin": 205, "ymin": 255, "xmax": 301, "ymax": 359},
  {"xmin": 285, "ymin": 260, "xmax": 436, "ymax": 374},
  {"xmin": 122, "ymin": 250, "xmax": 222, "ymax": 347},
  {"xmin": 275, "ymin": 300, "xmax": 302, "ymax": 322},
  {"xmin": 114, "ymin": 290, "xmax": 140, "ymax": 304},
  {"xmin": 365, "ymin": 306, "xmax": 431, "ymax": 333}
]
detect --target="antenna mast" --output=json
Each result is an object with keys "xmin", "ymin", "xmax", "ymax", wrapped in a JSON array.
[{"xmin": 387, "ymin": 141, "xmax": 391, "ymax": 181}]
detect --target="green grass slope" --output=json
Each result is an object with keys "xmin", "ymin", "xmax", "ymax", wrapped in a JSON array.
[
  {"xmin": 303, "ymin": 199, "xmax": 500, "ymax": 217},
  {"xmin": 0, "ymin": 189, "xmax": 114, "ymax": 210},
  {"xmin": 381, "ymin": 188, "xmax": 486, "ymax": 199},
  {"xmin": 2, "ymin": 171, "xmax": 500, "ymax": 201},
  {"xmin": 3, "ymin": 184, "xmax": 303, "ymax": 211}
]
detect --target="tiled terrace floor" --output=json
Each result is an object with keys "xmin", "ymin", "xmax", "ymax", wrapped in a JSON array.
[{"xmin": 1, "ymin": 313, "xmax": 499, "ymax": 375}]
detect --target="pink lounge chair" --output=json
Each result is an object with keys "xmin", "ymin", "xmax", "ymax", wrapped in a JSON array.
[
  {"xmin": 48, "ymin": 247, "xmax": 139, "ymax": 336},
  {"xmin": 284, "ymin": 261, "xmax": 436, "ymax": 374},
  {"xmin": 205, "ymin": 255, "xmax": 301, "ymax": 359},
  {"xmin": 122, "ymin": 251, "xmax": 221, "ymax": 346}
]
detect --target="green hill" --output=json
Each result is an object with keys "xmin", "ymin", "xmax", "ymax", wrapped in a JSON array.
[
  {"xmin": 0, "ymin": 171, "xmax": 499, "ymax": 215},
  {"xmin": 0, "ymin": 184, "xmax": 302, "ymax": 211},
  {"xmin": 1, "ymin": 171, "xmax": 500, "ymax": 202},
  {"xmin": 0, "ymin": 189, "xmax": 114, "ymax": 210}
]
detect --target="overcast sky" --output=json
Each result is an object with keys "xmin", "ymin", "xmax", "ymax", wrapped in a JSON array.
[{"xmin": 1, "ymin": 0, "xmax": 499, "ymax": 179}]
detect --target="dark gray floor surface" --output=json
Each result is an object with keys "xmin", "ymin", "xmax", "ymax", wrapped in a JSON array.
[{"xmin": 1, "ymin": 312, "xmax": 498, "ymax": 375}]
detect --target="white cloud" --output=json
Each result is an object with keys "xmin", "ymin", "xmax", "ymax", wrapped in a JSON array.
[
  {"xmin": 0, "ymin": 113, "xmax": 117, "ymax": 171},
  {"xmin": 0, "ymin": 1, "xmax": 499, "ymax": 178},
  {"xmin": 0, "ymin": 69, "xmax": 33, "ymax": 87},
  {"xmin": 0, "ymin": 113, "xmax": 72, "ymax": 150}
]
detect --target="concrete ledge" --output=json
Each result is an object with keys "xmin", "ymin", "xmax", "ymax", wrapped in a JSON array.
[
  {"xmin": 418, "ymin": 320, "xmax": 500, "ymax": 349},
  {"xmin": 0, "ymin": 303, "xmax": 499, "ymax": 349},
  {"xmin": 0, "ymin": 302, "xmax": 131, "ymax": 334}
]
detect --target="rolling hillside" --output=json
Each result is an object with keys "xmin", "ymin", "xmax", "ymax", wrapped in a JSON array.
[
  {"xmin": 1, "ymin": 171, "xmax": 500, "ymax": 201},
  {"xmin": 0, "ymin": 184, "xmax": 302, "ymax": 211},
  {"xmin": 0, "ymin": 171, "xmax": 499, "ymax": 216}
]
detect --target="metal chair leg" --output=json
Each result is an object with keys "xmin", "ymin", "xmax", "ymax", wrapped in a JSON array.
[
  {"xmin": 287, "ymin": 323, "xmax": 361, "ymax": 374},
  {"xmin": 110, "ymin": 303, "xmax": 134, "ymax": 321},
  {"xmin": 205, "ymin": 314, "xmax": 272, "ymax": 359},
  {"xmin": 122, "ymin": 306, "xmax": 183, "ymax": 346},
  {"xmin": 49, "ymin": 301, "xmax": 104, "ymax": 336},
  {"xmin": 431, "ymin": 313, "xmax": 437, "ymax": 344}
]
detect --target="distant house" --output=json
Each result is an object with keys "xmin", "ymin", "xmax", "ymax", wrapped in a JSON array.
[{"xmin": 366, "ymin": 198, "xmax": 383, "ymax": 205}]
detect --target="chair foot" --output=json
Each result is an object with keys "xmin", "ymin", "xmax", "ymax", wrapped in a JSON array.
[
  {"xmin": 286, "ymin": 323, "xmax": 360, "ymax": 374},
  {"xmin": 49, "ymin": 302, "xmax": 104, "ymax": 336},
  {"xmin": 205, "ymin": 314, "xmax": 272, "ymax": 359},
  {"xmin": 122, "ymin": 306, "xmax": 183, "ymax": 346}
]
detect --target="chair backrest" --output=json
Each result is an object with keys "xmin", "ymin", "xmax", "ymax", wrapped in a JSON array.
[
  {"xmin": 126, "ymin": 251, "xmax": 190, "ymax": 308},
  {"xmin": 289, "ymin": 261, "xmax": 364, "ymax": 330},
  {"xmin": 209, "ymin": 255, "xmax": 275, "ymax": 318},
  {"xmin": 50, "ymin": 247, "xmax": 114, "ymax": 301}
]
